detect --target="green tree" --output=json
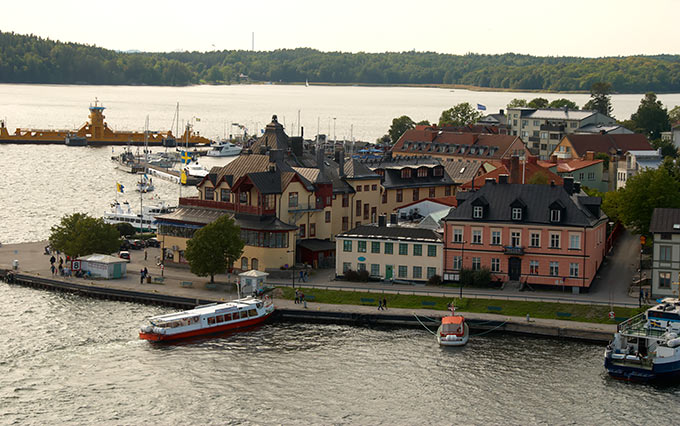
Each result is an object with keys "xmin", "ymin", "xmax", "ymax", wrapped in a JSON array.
[
  {"xmin": 388, "ymin": 115, "xmax": 415, "ymax": 144},
  {"xmin": 669, "ymin": 105, "xmax": 680, "ymax": 125},
  {"xmin": 651, "ymin": 138, "xmax": 679, "ymax": 158},
  {"xmin": 507, "ymin": 98, "xmax": 528, "ymax": 109},
  {"xmin": 439, "ymin": 102, "xmax": 483, "ymax": 126},
  {"xmin": 527, "ymin": 97, "xmax": 549, "ymax": 108},
  {"xmin": 376, "ymin": 134, "xmax": 391, "ymax": 144},
  {"xmin": 416, "ymin": 119, "xmax": 431, "ymax": 126},
  {"xmin": 583, "ymin": 82, "xmax": 613, "ymax": 116},
  {"xmin": 549, "ymin": 98, "xmax": 579, "ymax": 110},
  {"xmin": 595, "ymin": 152, "xmax": 610, "ymax": 170},
  {"xmin": 527, "ymin": 172, "xmax": 550, "ymax": 185},
  {"xmin": 630, "ymin": 92, "xmax": 671, "ymax": 140},
  {"xmin": 115, "ymin": 222, "xmax": 137, "ymax": 237},
  {"xmin": 184, "ymin": 215, "xmax": 244, "ymax": 283},
  {"xmin": 616, "ymin": 167, "xmax": 680, "ymax": 236},
  {"xmin": 49, "ymin": 213, "xmax": 121, "ymax": 258}
]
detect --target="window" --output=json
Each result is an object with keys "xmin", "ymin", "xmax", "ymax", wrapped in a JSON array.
[
  {"xmin": 491, "ymin": 258, "xmax": 500, "ymax": 272},
  {"xmin": 251, "ymin": 258, "xmax": 258, "ymax": 270},
  {"xmin": 413, "ymin": 266, "xmax": 422, "ymax": 279},
  {"xmin": 357, "ymin": 263, "xmax": 366, "ymax": 271},
  {"xmin": 445, "ymin": 186, "xmax": 452, "ymax": 196},
  {"xmin": 364, "ymin": 204, "xmax": 369, "ymax": 220},
  {"xmin": 342, "ymin": 194, "xmax": 349, "ymax": 207},
  {"xmin": 511, "ymin": 231, "xmax": 521, "ymax": 247},
  {"xmin": 396, "ymin": 189, "xmax": 403, "ymax": 202},
  {"xmin": 579, "ymin": 172, "xmax": 584, "ymax": 180},
  {"xmin": 371, "ymin": 264, "xmax": 380, "ymax": 276},
  {"xmin": 371, "ymin": 207, "xmax": 377, "ymax": 222},
  {"xmin": 550, "ymin": 233, "xmax": 560, "ymax": 248},
  {"xmin": 530, "ymin": 232, "xmax": 540, "ymax": 248},
  {"xmin": 417, "ymin": 168, "xmax": 428, "ymax": 177},
  {"xmin": 659, "ymin": 272, "xmax": 672, "ymax": 288},
  {"xmin": 587, "ymin": 172, "xmax": 595, "ymax": 180},
  {"xmin": 434, "ymin": 167, "xmax": 443, "ymax": 177},
  {"xmin": 382, "ymin": 191, "xmax": 387, "ymax": 204},
  {"xmin": 569, "ymin": 234, "xmax": 581, "ymax": 250},
  {"xmin": 550, "ymin": 209, "xmax": 561, "ymax": 222},
  {"xmin": 310, "ymin": 223, "xmax": 316, "ymax": 237},
  {"xmin": 569, "ymin": 263, "xmax": 579, "ymax": 277},
  {"xmin": 512, "ymin": 208, "xmax": 522, "ymax": 221},
  {"xmin": 413, "ymin": 188, "xmax": 419, "ymax": 201},
  {"xmin": 429, "ymin": 187, "xmax": 436, "ymax": 198},
  {"xmin": 570, "ymin": 121, "xmax": 577, "ymax": 128},
  {"xmin": 453, "ymin": 256, "xmax": 462, "ymax": 270},
  {"xmin": 541, "ymin": 132, "xmax": 548, "ymax": 139},
  {"xmin": 533, "ymin": 120, "xmax": 540, "ymax": 126},
  {"xmin": 239, "ymin": 191, "xmax": 248, "ymax": 204},
  {"xmin": 453, "ymin": 228, "xmax": 463, "ymax": 243},
  {"xmin": 358, "ymin": 241, "xmax": 366, "ymax": 253},
  {"xmin": 491, "ymin": 230, "xmax": 501, "ymax": 245},
  {"xmin": 364, "ymin": 185, "xmax": 370, "ymax": 191},
  {"xmin": 398, "ymin": 265, "xmax": 408, "ymax": 278},
  {"xmin": 522, "ymin": 119, "xmax": 528, "ymax": 126},
  {"xmin": 299, "ymin": 224, "xmax": 305, "ymax": 238},
  {"xmin": 521, "ymin": 131, "xmax": 528, "ymax": 138},
  {"xmin": 357, "ymin": 185, "xmax": 362, "ymax": 192},
  {"xmin": 513, "ymin": 119, "xmax": 518, "ymax": 126},
  {"xmin": 384, "ymin": 242, "xmax": 393, "ymax": 254},
  {"xmin": 342, "ymin": 216, "xmax": 349, "ymax": 231},
  {"xmin": 473, "ymin": 206, "xmax": 483, "ymax": 218},
  {"xmin": 325, "ymin": 211, "xmax": 331, "ymax": 223},
  {"xmin": 343, "ymin": 240, "xmax": 352, "ymax": 252},
  {"xmin": 204, "ymin": 187, "xmax": 215, "ymax": 201},
  {"xmin": 472, "ymin": 229, "xmax": 482, "ymax": 244},
  {"xmin": 220, "ymin": 188, "xmax": 231, "ymax": 202},
  {"xmin": 371, "ymin": 242, "xmax": 380, "ymax": 253},
  {"xmin": 399, "ymin": 243, "xmax": 408, "ymax": 255},
  {"xmin": 288, "ymin": 192, "xmax": 298, "ymax": 208},
  {"xmin": 356, "ymin": 200, "xmax": 361, "ymax": 216},
  {"xmin": 413, "ymin": 244, "xmax": 422, "ymax": 256},
  {"xmin": 660, "ymin": 246, "xmax": 672, "ymax": 262},
  {"xmin": 427, "ymin": 267, "xmax": 437, "ymax": 279},
  {"xmin": 549, "ymin": 261, "xmax": 559, "ymax": 276},
  {"xmin": 472, "ymin": 257, "xmax": 481, "ymax": 271},
  {"xmin": 241, "ymin": 257, "xmax": 248, "ymax": 270},
  {"xmin": 428, "ymin": 245, "xmax": 437, "ymax": 257},
  {"xmin": 343, "ymin": 262, "xmax": 351, "ymax": 272},
  {"xmin": 530, "ymin": 260, "xmax": 539, "ymax": 275}
]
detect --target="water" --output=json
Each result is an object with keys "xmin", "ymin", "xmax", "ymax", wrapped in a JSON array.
[{"xmin": 0, "ymin": 283, "xmax": 676, "ymax": 425}]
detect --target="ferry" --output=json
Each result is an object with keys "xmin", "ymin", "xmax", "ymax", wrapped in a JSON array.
[
  {"xmin": 604, "ymin": 298, "xmax": 680, "ymax": 382},
  {"xmin": 207, "ymin": 140, "xmax": 242, "ymax": 157},
  {"xmin": 139, "ymin": 296, "xmax": 275, "ymax": 341},
  {"xmin": 103, "ymin": 200, "xmax": 174, "ymax": 232},
  {"xmin": 437, "ymin": 306, "xmax": 469, "ymax": 346}
]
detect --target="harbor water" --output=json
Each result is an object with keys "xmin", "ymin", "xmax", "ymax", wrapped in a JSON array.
[{"xmin": 1, "ymin": 283, "xmax": 677, "ymax": 425}]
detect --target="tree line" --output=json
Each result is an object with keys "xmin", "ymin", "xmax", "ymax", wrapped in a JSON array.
[{"xmin": 4, "ymin": 31, "xmax": 680, "ymax": 92}]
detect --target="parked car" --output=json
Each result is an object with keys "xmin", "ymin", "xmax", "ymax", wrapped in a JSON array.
[
  {"xmin": 127, "ymin": 239, "xmax": 145, "ymax": 250},
  {"xmin": 118, "ymin": 251, "xmax": 131, "ymax": 262},
  {"xmin": 119, "ymin": 240, "xmax": 131, "ymax": 250},
  {"xmin": 146, "ymin": 237, "xmax": 161, "ymax": 248}
]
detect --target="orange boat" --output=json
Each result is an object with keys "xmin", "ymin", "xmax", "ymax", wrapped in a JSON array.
[
  {"xmin": 436, "ymin": 306, "xmax": 469, "ymax": 346},
  {"xmin": 0, "ymin": 100, "xmax": 212, "ymax": 147}
]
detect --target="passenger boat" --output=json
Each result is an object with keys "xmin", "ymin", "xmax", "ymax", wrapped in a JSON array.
[
  {"xmin": 103, "ymin": 200, "xmax": 174, "ymax": 232},
  {"xmin": 207, "ymin": 140, "xmax": 242, "ymax": 157},
  {"xmin": 184, "ymin": 163, "xmax": 210, "ymax": 178},
  {"xmin": 139, "ymin": 296, "xmax": 275, "ymax": 341},
  {"xmin": 437, "ymin": 306, "xmax": 469, "ymax": 346},
  {"xmin": 604, "ymin": 298, "xmax": 680, "ymax": 382}
]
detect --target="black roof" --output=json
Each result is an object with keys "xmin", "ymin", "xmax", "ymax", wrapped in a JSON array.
[
  {"xmin": 444, "ymin": 183, "xmax": 606, "ymax": 227},
  {"xmin": 650, "ymin": 208, "xmax": 680, "ymax": 234},
  {"xmin": 236, "ymin": 216, "xmax": 298, "ymax": 231},
  {"xmin": 338, "ymin": 225, "xmax": 442, "ymax": 242},
  {"xmin": 248, "ymin": 170, "xmax": 283, "ymax": 194}
]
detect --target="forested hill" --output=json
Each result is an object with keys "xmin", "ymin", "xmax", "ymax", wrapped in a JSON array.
[{"xmin": 2, "ymin": 31, "xmax": 680, "ymax": 93}]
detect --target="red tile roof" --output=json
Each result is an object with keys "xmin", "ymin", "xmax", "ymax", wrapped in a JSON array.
[
  {"xmin": 556, "ymin": 159, "xmax": 603, "ymax": 173},
  {"xmin": 460, "ymin": 161, "xmax": 562, "ymax": 189},
  {"xmin": 564, "ymin": 134, "xmax": 652, "ymax": 156},
  {"xmin": 393, "ymin": 129, "xmax": 525, "ymax": 160}
]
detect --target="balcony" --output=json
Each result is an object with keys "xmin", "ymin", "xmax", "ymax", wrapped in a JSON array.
[
  {"xmin": 503, "ymin": 246, "xmax": 525, "ymax": 256},
  {"xmin": 179, "ymin": 197, "xmax": 275, "ymax": 216},
  {"xmin": 540, "ymin": 124, "xmax": 565, "ymax": 132},
  {"xmin": 288, "ymin": 204, "xmax": 323, "ymax": 213}
]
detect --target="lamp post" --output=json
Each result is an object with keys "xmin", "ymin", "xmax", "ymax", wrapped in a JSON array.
[
  {"xmin": 287, "ymin": 249, "xmax": 295, "ymax": 289},
  {"xmin": 459, "ymin": 240, "xmax": 467, "ymax": 299},
  {"xmin": 640, "ymin": 235, "xmax": 646, "ymax": 306}
]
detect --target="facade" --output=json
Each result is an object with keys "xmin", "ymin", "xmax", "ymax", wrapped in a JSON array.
[
  {"xmin": 78, "ymin": 254, "xmax": 128, "ymax": 279},
  {"xmin": 650, "ymin": 208, "xmax": 680, "ymax": 297},
  {"xmin": 540, "ymin": 153, "xmax": 607, "ymax": 193},
  {"xmin": 335, "ymin": 220, "xmax": 443, "ymax": 283},
  {"xmin": 506, "ymin": 108, "xmax": 616, "ymax": 159},
  {"xmin": 616, "ymin": 149, "xmax": 663, "ymax": 190},
  {"xmin": 442, "ymin": 178, "xmax": 608, "ymax": 292},
  {"xmin": 551, "ymin": 133, "xmax": 652, "ymax": 160}
]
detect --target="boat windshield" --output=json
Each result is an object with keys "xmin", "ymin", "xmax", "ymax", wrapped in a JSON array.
[{"xmin": 442, "ymin": 324, "xmax": 462, "ymax": 334}]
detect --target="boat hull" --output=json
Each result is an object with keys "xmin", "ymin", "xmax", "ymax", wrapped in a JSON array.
[
  {"xmin": 139, "ymin": 310, "xmax": 273, "ymax": 341},
  {"xmin": 436, "ymin": 322, "xmax": 469, "ymax": 346},
  {"xmin": 604, "ymin": 356, "xmax": 680, "ymax": 382}
]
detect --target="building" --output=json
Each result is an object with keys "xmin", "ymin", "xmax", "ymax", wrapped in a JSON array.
[
  {"xmin": 616, "ymin": 149, "xmax": 663, "ymax": 189},
  {"xmin": 540, "ymin": 153, "xmax": 607, "ymax": 193},
  {"xmin": 392, "ymin": 126, "xmax": 529, "ymax": 162},
  {"xmin": 77, "ymin": 254, "xmax": 128, "ymax": 279},
  {"xmin": 574, "ymin": 124, "xmax": 633, "ymax": 135},
  {"xmin": 335, "ymin": 217, "xmax": 443, "ymax": 283},
  {"xmin": 477, "ymin": 109, "xmax": 508, "ymax": 129},
  {"xmin": 551, "ymin": 133, "xmax": 652, "ymax": 160},
  {"xmin": 650, "ymin": 208, "xmax": 680, "ymax": 297},
  {"xmin": 442, "ymin": 177, "xmax": 607, "ymax": 293},
  {"xmin": 506, "ymin": 107, "xmax": 616, "ymax": 159},
  {"xmin": 460, "ymin": 156, "xmax": 562, "ymax": 190}
]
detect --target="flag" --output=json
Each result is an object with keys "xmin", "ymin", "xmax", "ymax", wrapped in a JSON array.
[
  {"xmin": 477, "ymin": 104, "xmax": 487, "ymax": 111},
  {"xmin": 116, "ymin": 182, "xmax": 124, "ymax": 193},
  {"xmin": 180, "ymin": 169, "xmax": 187, "ymax": 184},
  {"xmin": 180, "ymin": 150, "xmax": 192, "ymax": 165}
]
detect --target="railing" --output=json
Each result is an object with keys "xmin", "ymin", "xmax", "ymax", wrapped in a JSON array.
[
  {"xmin": 503, "ymin": 246, "xmax": 524, "ymax": 255},
  {"xmin": 616, "ymin": 312, "xmax": 665, "ymax": 338},
  {"xmin": 179, "ymin": 197, "xmax": 274, "ymax": 216}
]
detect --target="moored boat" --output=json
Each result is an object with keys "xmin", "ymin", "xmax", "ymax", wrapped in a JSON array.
[
  {"xmin": 139, "ymin": 296, "xmax": 275, "ymax": 341},
  {"xmin": 103, "ymin": 200, "xmax": 174, "ymax": 232},
  {"xmin": 604, "ymin": 298, "xmax": 680, "ymax": 382},
  {"xmin": 437, "ymin": 306, "xmax": 469, "ymax": 346},
  {"xmin": 207, "ymin": 140, "xmax": 242, "ymax": 157}
]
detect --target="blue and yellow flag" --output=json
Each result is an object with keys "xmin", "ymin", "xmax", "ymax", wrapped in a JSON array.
[
  {"xmin": 180, "ymin": 150, "xmax": 192, "ymax": 165},
  {"xmin": 180, "ymin": 169, "xmax": 187, "ymax": 184},
  {"xmin": 116, "ymin": 182, "xmax": 125, "ymax": 193}
]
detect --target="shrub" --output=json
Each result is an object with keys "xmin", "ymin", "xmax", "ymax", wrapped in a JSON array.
[
  {"xmin": 344, "ymin": 269, "xmax": 370, "ymax": 282},
  {"xmin": 460, "ymin": 268, "xmax": 475, "ymax": 286},
  {"xmin": 428, "ymin": 274, "xmax": 442, "ymax": 285},
  {"xmin": 473, "ymin": 268, "xmax": 492, "ymax": 287}
]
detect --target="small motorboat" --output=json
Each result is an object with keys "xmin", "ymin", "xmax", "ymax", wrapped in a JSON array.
[
  {"xmin": 437, "ymin": 305, "xmax": 469, "ymax": 346},
  {"xmin": 207, "ymin": 140, "xmax": 242, "ymax": 157}
]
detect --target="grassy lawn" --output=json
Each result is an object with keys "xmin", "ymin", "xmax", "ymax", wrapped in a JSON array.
[{"xmin": 280, "ymin": 287, "xmax": 647, "ymax": 324}]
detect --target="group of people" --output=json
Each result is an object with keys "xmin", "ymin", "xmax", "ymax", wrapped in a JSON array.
[
  {"xmin": 378, "ymin": 298, "xmax": 388, "ymax": 310},
  {"xmin": 294, "ymin": 289, "xmax": 306, "ymax": 305},
  {"xmin": 298, "ymin": 270, "xmax": 308, "ymax": 282},
  {"xmin": 49, "ymin": 254, "xmax": 68, "ymax": 277},
  {"xmin": 140, "ymin": 267, "xmax": 149, "ymax": 284}
]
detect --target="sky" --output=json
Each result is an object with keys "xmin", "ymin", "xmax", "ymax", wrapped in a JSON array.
[{"xmin": 3, "ymin": 0, "xmax": 678, "ymax": 57}]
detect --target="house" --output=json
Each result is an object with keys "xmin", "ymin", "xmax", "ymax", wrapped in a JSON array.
[
  {"xmin": 650, "ymin": 208, "xmax": 680, "ymax": 297},
  {"xmin": 574, "ymin": 124, "xmax": 633, "ymax": 135},
  {"xmin": 396, "ymin": 197, "xmax": 457, "ymax": 221},
  {"xmin": 335, "ymin": 215, "xmax": 444, "ymax": 283},
  {"xmin": 460, "ymin": 156, "xmax": 562, "ymax": 190},
  {"xmin": 616, "ymin": 149, "xmax": 663, "ymax": 189},
  {"xmin": 441, "ymin": 177, "xmax": 608, "ymax": 293},
  {"xmin": 551, "ymin": 133, "xmax": 652, "ymax": 160},
  {"xmin": 477, "ymin": 109, "xmax": 508, "ymax": 129},
  {"xmin": 506, "ymin": 107, "xmax": 616, "ymax": 159},
  {"xmin": 540, "ymin": 153, "xmax": 607, "ymax": 193}
]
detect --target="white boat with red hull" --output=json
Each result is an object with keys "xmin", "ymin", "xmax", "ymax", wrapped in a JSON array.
[{"xmin": 139, "ymin": 296, "xmax": 274, "ymax": 341}]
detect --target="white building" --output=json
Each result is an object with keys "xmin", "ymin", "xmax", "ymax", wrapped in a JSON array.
[
  {"xmin": 616, "ymin": 149, "xmax": 663, "ymax": 189},
  {"xmin": 77, "ymin": 254, "xmax": 128, "ymax": 279},
  {"xmin": 650, "ymin": 208, "xmax": 680, "ymax": 297}
]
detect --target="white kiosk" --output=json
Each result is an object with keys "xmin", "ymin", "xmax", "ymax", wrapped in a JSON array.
[{"xmin": 237, "ymin": 270, "xmax": 269, "ymax": 297}]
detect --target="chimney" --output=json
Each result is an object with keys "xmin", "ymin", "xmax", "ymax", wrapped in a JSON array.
[
  {"xmin": 498, "ymin": 174, "xmax": 509, "ymax": 184},
  {"xmin": 378, "ymin": 214, "xmax": 387, "ymax": 227},
  {"xmin": 339, "ymin": 149, "xmax": 346, "ymax": 178},
  {"xmin": 390, "ymin": 213, "xmax": 398, "ymax": 226},
  {"xmin": 527, "ymin": 155, "xmax": 538, "ymax": 165},
  {"xmin": 550, "ymin": 155, "xmax": 558, "ymax": 163},
  {"xmin": 510, "ymin": 155, "xmax": 520, "ymax": 184},
  {"xmin": 563, "ymin": 176, "xmax": 574, "ymax": 194},
  {"xmin": 500, "ymin": 109, "xmax": 504, "ymax": 115},
  {"xmin": 485, "ymin": 177, "xmax": 496, "ymax": 184},
  {"xmin": 317, "ymin": 146, "xmax": 325, "ymax": 176},
  {"xmin": 300, "ymin": 126, "xmax": 304, "ymax": 138},
  {"xmin": 550, "ymin": 180, "xmax": 556, "ymax": 187},
  {"xmin": 585, "ymin": 151, "xmax": 595, "ymax": 161},
  {"xmin": 573, "ymin": 182, "xmax": 581, "ymax": 193}
]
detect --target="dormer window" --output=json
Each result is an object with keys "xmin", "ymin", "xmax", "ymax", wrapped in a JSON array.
[
  {"xmin": 512, "ymin": 207, "xmax": 522, "ymax": 221},
  {"xmin": 550, "ymin": 209, "xmax": 561, "ymax": 222},
  {"xmin": 401, "ymin": 169, "xmax": 412, "ymax": 179},
  {"xmin": 473, "ymin": 206, "xmax": 483, "ymax": 218},
  {"xmin": 433, "ymin": 166, "xmax": 443, "ymax": 177},
  {"xmin": 417, "ymin": 167, "xmax": 428, "ymax": 177}
]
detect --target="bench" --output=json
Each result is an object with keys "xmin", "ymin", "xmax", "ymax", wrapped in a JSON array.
[
  {"xmin": 421, "ymin": 301, "xmax": 437, "ymax": 306},
  {"xmin": 487, "ymin": 306, "xmax": 502, "ymax": 312},
  {"xmin": 556, "ymin": 312, "xmax": 572, "ymax": 318},
  {"xmin": 303, "ymin": 295, "xmax": 315, "ymax": 301},
  {"xmin": 180, "ymin": 281, "xmax": 193, "ymax": 288},
  {"xmin": 360, "ymin": 297, "xmax": 375, "ymax": 304},
  {"xmin": 206, "ymin": 283, "xmax": 217, "ymax": 290},
  {"xmin": 152, "ymin": 277, "xmax": 165, "ymax": 284}
]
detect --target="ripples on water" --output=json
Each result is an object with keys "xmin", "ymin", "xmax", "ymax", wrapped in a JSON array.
[{"xmin": 1, "ymin": 283, "xmax": 679, "ymax": 425}]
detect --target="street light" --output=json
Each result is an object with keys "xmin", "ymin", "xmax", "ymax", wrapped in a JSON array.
[{"xmin": 459, "ymin": 240, "xmax": 467, "ymax": 299}]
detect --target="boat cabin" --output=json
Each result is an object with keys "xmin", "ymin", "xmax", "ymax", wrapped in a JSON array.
[
  {"xmin": 441, "ymin": 316, "xmax": 464, "ymax": 335},
  {"xmin": 647, "ymin": 298, "xmax": 680, "ymax": 332}
]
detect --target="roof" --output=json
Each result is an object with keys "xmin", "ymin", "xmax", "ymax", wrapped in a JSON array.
[
  {"xmin": 444, "ymin": 182, "xmax": 606, "ymax": 227},
  {"xmin": 337, "ymin": 225, "xmax": 442, "ymax": 242},
  {"xmin": 238, "ymin": 269, "xmax": 269, "ymax": 278},
  {"xmin": 461, "ymin": 159, "xmax": 562, "ymax": 189},
  {"xmin": 397, "ymin": 197, "xmax": 458, "ymax": 210},
  {"xmin": 511, "ymin": 108, "xmax": 597, "ymax": 121},
  {"xmin": 556, "ymin": 159, "xmax": 603, "ymax": 173},
  {"xmin": 442, "ymin": 160, "xmax": 485, "ymax": 184},
  {"xmin": 392, "ymin": 130, "xmax": 525, "ymax": 160},
  {"xmin": 442, "ymin": 316, "xmax": 464, "ymax": 325},
  {"xmin": 249, "ymin": 115, "xmax": 290, "ymax": 153},
  {"xmin": 576, "ymin": 124, "xmax": 633, "ymax": 134},
  {"xmin": 298, "ymin": 238, "xmax": 336, "ymax": 252},
  {"xmin": 650, "ymin": 208, "xmax": 680, "ymax": 234},
  {"xmin": 203, "ymin": 154, "xmax": 271, "ymax": 188},
  {"xmin": 344, "ymin": 159, "xmax": 380, "ymax": 180},
  {"xmin": 156, "ymin": 206, "xmax": 229, "ymax": 225},
  {"xmin": 563, "ymin": 134, "xmax": 652, "ymax": 157},
  {"xmin": 235, "ymin": 216, "xmax": 298, "ymax": 231},
  {"xmin": 78, "ymin": 254, "xmax": 128, "ymax": 264}
]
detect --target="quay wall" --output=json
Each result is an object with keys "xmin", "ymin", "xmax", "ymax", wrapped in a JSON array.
[{"xmin": 0, "ymin": 269, "xmax": 613, "ymax": 343}]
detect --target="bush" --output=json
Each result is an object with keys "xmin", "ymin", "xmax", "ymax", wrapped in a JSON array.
[
  {"xmin": 428, "ymin": 274, "xmax": 442, "ymax": 285},
  {"xmin": 344, "ymin": 269, "xmax": 370, "ymax": 282},
  {"xmin": 473, "ymin": 268, "xmax": 492, "ymax": 287},
  {"xmin": 460, "ymin": 268, "xmax": 475, "ymax": 286},
  {"xmin": 116, "ymin": 223, "xmax": 136, "ymax": 237}
]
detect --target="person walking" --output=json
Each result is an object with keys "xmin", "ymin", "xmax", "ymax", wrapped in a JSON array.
[
  {"xmin": 294, "ymin": 289, "xmax": 300, "ymax": 304},
  {"xmin": 378, "ymin": 300, "xmax": 383, "ymax": 310},
  {"xmin": 50, "ymin": 255, "xmax": 56, "ymax": 266},
  {"xmin": 140, "ymin": 269, "xmax": 145, "ymax": 284},
  {"xmin": 382, "ymin": 298, "xmax": 387, "ymax": 310},
  {"xmin": 50, "ymin": 264, "xmax": 56, "ymax": 276},
  {"xmin": 144, "ymin": 250, "xmax": 148, "ymax": 261}
]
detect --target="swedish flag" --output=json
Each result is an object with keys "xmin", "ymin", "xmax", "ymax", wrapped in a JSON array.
[
  {"xmin": 116, "ymin": 182, "xmax": 125, "ymax": 193},
  {"xmin": 180, "ymin": 151, "xmax": 192, "ymax": 165}
]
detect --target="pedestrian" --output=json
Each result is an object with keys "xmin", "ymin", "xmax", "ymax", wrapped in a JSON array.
[
  {"xmin": 378, "ymin": 300, "xmax": 383, "ymax": 310},
  {"xmin": 294, "ymin": 289, "xmax": 300, "ymax": 304},
  {"xmin": 644, "ymin": 289, "xmax": 649, "ymax": 304},
  {"xmin": 160, "ymin": 263, "xmax": 164, "ymax": 277},
  {"xmin": 639, "ymin": 288, "xmax": 644, "ymax": 306},
  {"xmin": 144, "ymin": 250, "xmax": 148, "ymax": 261},
  {"xmin": 383, "ymin": 298, "xmax": 387, "ymax": 310},
  {"xmin": 50, "ymin": 264, "xmax": 56, "ymax": 276},
  {"xmin": 303, "ymin": 270, "xmax": 308, "ymax": 282},
  {"xmin": 140, "ymin": 268, "xmax": 145, "ymax": 284},
  {"xmin": 301, "ymin": 292, "xmax": 307, "ymax": 309},
  {"xmin": 59, "ymin": 257, "xmax": 63, "ymax": 267},
  {"xmin": 299, "ymin": 270, "xmax": 304, "ymax": 282},
  {"xmin": 50, "ymin": 255, "xmax": 55, "ymax": 265},
  {"xmin": 144, "ymin": 267, "xmax": 148, "ymax": 277},
  {"xmin": 58, "ymin": 264, "xmax": 63, "ymax": 276}
]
